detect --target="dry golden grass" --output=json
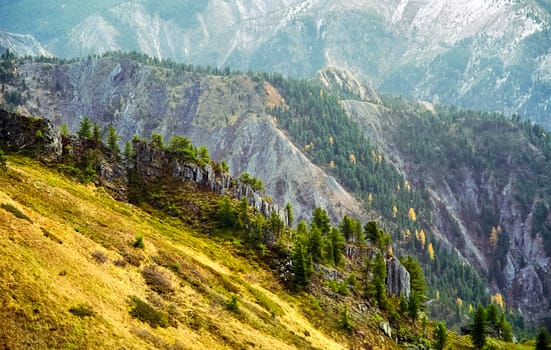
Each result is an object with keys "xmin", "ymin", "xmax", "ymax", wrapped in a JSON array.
[{"xmin": 0, "ymin": 156, "xmax": 351, "ymax": 350}]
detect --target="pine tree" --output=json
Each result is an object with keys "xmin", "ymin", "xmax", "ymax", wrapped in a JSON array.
[
  {"xmin": 312, "ymin": 207, "xmax": 331, "ymax": 236},
  {"xmin": 401, "ymin": 256, "xmax": 426, "ymax": 320},
  {"xmin": 217, "ymin": 196, "xmax": 236, "ymax": 229},
  {"xmin": 471, "ymin": 304, "xmax": 487, "ymax": 350},
  {"xmin": 328, "ymin": 227, "xmax": 345, "ymax": 266},
  {"xmin": 340, "ymin": 305, "xmax": 353, "ymax": 333},
  {"xmin": 197, "ymin": 145, "xmax": 210, "ymax": 165},
  {"xmin": 77, "ymin": 117, "xmax": 92, "ymax": 139},
  {"xmin": 340, "ymin": 215, "xmax": 355, "ymax": 242},
  {"xmin": 107, "ymin": 125, "xmax": 120, "ymax": 159},
  {"xmin": 60, "ymin": 123, "xmax": 69, "ymax": 136},
  {"xmin": 285, "ymin": 203, "xmax": 294, "ymax": 227},
  {"xmin": 366, "ymin": 251, "xmax": 387, "ymax": 310},
  {"xmin": 308, "ymin": 225, "xmax": 324, "ymax": 263},
  {"xmin": 124, "ymin": 141, "xmax": 135, "ymax": 161},
  {"xmin": 151, "ymin": 133, "xmax": 164, "ymax": 149},
  {"xmin": 536, "ymin": 327, "xmax": 550, "ymax": 350},
  {"xmin": 291, "ymin": 240, "xmax": 313, "ymax": 290},
  {"xmin": 433, "ymin": 322, "xmax": 447, "ymax": 350},
  {"xmin": 92, "ymin": 123, "xmax": 101, "ymax": 143}
]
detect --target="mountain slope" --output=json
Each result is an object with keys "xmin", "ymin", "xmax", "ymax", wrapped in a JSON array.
[
  {"xmin": 0, "ymin": 31, "xmax": 51, "ymax": 57},
  {"xmin": 343, "ymin": 98, "xmax": 551, "ymax": 323},
  {"xmin": 0, "ymin": 155, "xmax": 358, "ymax": 349},
  {"xmin": 0, "ymin": 54, "xmax": 364, "ymax": 223},
  {"xmin": 1, "ymin": 0, "xmax": 550, "ymax": 126}
]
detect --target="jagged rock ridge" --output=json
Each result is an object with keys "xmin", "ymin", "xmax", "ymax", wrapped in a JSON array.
[{"xmin": 5, "ymin": 56, "xmax": 365, "ymax": 223}]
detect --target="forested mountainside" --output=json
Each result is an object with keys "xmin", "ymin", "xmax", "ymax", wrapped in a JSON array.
[
  {"xmin": 0, "ymin": 108, "xmax": 495, "ymax": 349},
  {"xmin": 1, "ymin": 0, "xmax": 550, "ymax": 128},
  {"xmin": 2, "ymin": 52, "xmax": 550, "ymax": 336},
  {"xmin": 0, "ymin": 52, "xmax": 364, "ymax": 225},
  {"xmin": 345, "ymin": 99, "xmax": 551, "ymax": 323}
]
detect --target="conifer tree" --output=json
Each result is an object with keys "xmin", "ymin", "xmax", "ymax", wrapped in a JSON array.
[
  {"xmin": 217, "ymin": 196, "xmax": 236, "ymax": 229},
  {"xmin": 291, "ymin": 240, "xmax": 313, "ymax": 290},
  {"xmin": 60, "ymin": 123, "xmax": 69, "ymax": 136},
  {"xmin": 107, "ymin": 125, "xmax": 120, "ymax": 158},
  {"xmin": 285, "ymin": 203, "xmax": 294, "ymax": 227},
  {"xmin": 401, "ymin": 256, "xmax": 426, "ymax": 320},
  {"xmin": 340, "ymin": 305, "xmax": 353, "ymax": 333},
  {"xmin": 92, "ymin": 123, "xmax": 101, "ymax": 143},
  {"xmin": 536, "ymin": 327, "xmax": 550, "ymax": 350},
  {"xmin": 77, "ymin": 117, "xmax": 92, "ymax": 139},
  {"xmin": 312, "ymin": 207, "xmax": 331, "ymax": 236},
  {"xmin": 433, "ymin": 322, "xmax": 447, "ymax": 350},
  {"xmin": 471, "ymin": 304, "xmax": 487, "ymax": 350},
  {"xmin": 151, "ymin": 133, "xmax": 164, "ymax": 149},
  {"xmin": 308, "ymin": 225, "xmax": 324, "ymax": 263},
  {"xmin": 340, "ymin": 215, "xmax": 355, "ymax": 242},
  {"xmin": 372, "ymin": 251, "xmax": 387, "ymax": 310},
  {"xmin": 328, "ymin": 227, "xmax": 345, "ymax": 266},
  {"xmin": 124, "ymin": 141, "xmax": 134, "ymax": 161}
]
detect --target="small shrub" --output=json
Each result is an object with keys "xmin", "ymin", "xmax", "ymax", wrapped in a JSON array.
[
  {"xmin": 1, "ymin": 203, "xmax": 32, "ymax": 223},
  {"xmin": 325, "ymin": 280, "xmax": 350, "ymax": 296},
  {"xmin": 133, "ymin": 234, "xmax": 145, "ymax": 249},
  {"xmin": 0, "ymin": 149, "xmax": 7, "ymax": 170},
  {"xmin": 69, "ymin": 304, "xmax": 94, "ymax": 317},
  {"xmin": 129, "ymin": 296, "xmax": 169, "ymax": 328},
  {"xmin": 114, "ymin": 258, "xmax": 128, "ymax": 267},
  {"xmin": 41, "ymin": 227, "xmax": 63, "ymax": 244},
  {"xmin": 225, "ymin": 295, "xmax": 239, "ymax": 313},
  {"xmin": 92, "ymin": 250, "xmax": 107, "ymax": 264},
  {"xmin": 169, "ymin": 261, "xmax": 181, "ymax": 272},
  {"xmin": 124, "ymin": 251, "xmax": 143, "ymax": 267},
  {"xmin": 142, "ymin": 266, "xmax": 174, "ymax": 295},
  {"xmin": 340, "ymin": 305, "xmax": 353, "ymax": 333}
]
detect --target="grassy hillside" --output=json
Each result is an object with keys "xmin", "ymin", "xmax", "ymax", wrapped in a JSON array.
[{"xmin": 0, "ymin": 155, "xmax": 353, "ymax": 349}]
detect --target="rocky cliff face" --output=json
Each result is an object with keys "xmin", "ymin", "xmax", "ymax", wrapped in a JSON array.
[
  {"xmin": 0, "ymin": 108, "xmax": 287, "ymax": 242},
  {"xmin": 5, "ymin": 56, "xmax": 364, "ymax": 223},
  {"xmin": 2, "ymin": 1, "xmax": 550, "ymax": 127},
  {"xmin": 0, "ymin": 109, "xmax": 60, "ymax": 158}
]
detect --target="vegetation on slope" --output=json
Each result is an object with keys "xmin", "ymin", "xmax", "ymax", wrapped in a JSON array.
[{"xmin": 0, "ymin": 154, "xmax": 348, "ymax": 349}]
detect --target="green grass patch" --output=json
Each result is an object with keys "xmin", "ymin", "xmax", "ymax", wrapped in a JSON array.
[
  {"xmin": 129, "ymin": 296, "xmax": 169, "ymax": 328},
  {"xmin": 69, "ymin": 304, "xmax": 94, "ymax": 318}
]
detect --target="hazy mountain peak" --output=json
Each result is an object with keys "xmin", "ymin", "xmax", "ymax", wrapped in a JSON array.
[{"xmin": 0, "ymin": 31, "xmax": 51, "ymax": 57}]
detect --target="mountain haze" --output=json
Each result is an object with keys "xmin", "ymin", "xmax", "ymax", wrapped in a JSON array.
[{"xmin": 1, "ymin": 0, "xmax": 550, "ymax": 126}]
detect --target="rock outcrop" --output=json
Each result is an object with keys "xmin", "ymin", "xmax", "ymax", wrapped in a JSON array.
[
  {"xmin": 6, "ymin": 56, "xmax": 365, "ymax": 223},
  {"xmin": 0, "ymin": 109, "xmax": 286, "ymax": 244},
  {"xmin": 133, "ymin": 141, "xmax": 286, "ymax": 226},
  {"xmin": 0, "ymin": 109, "xmax": 60, "ymax": 159},
  {"xmin": 344, "ymin": 245, "xmax": 411, "ymax": 299},
  {"xmin": 386, "ymin": 257, "xmax": 411, "ymax": 300}
]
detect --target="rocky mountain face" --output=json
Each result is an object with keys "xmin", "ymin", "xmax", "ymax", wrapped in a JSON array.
[
  {"xmin": 343, "ymin": 96, "xmax": 551, "ymax": 323},
  {"xmin": 4, "ymin": 56, "xmax": 364, "ymax": 224},
  {"xmin": 1, "ymin": 0, "xmax": 550, "ymax": 127},
  {"xmin": 0, "ymin": 31, "xmax": 51, "ymax": 58}
]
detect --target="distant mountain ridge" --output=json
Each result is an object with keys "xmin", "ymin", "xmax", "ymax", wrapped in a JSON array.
[
  {"xmin": 0, "ymin": 31, "xmax": 51, "ymax": 57},
  {"xmin": 1, "ymin": 0, "xmax": 550, "ymax": 127}
]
